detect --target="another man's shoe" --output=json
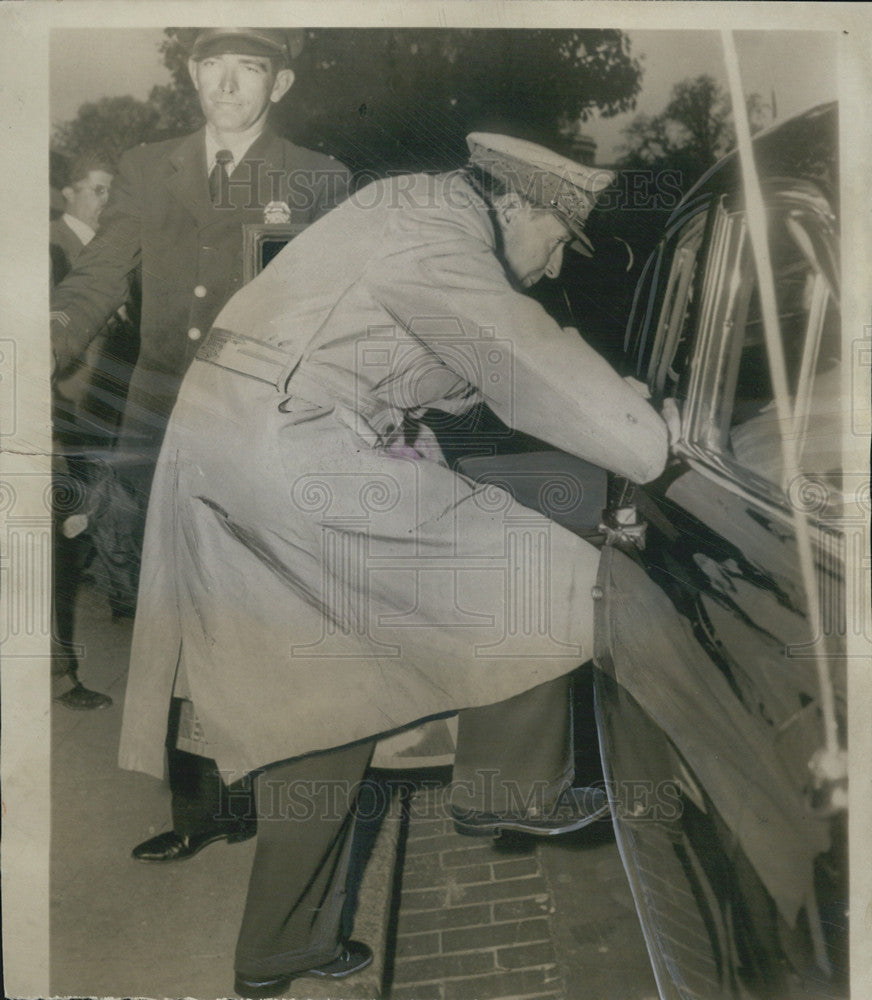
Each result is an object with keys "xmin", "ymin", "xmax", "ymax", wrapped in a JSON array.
[
  {"xmin": 131, "ymin": 822, "xmax": 256, "ymax": 862},
  {"xmin": 451, "ymin": 786, "xmax": 610, "ymax": 838},
  {"xmin": 54, "ymin": 681, "xmax": 113, "ymax": 711},
  {"xmin": 234, "ymin": 940, "xmax": 373, "ymax": 998}
]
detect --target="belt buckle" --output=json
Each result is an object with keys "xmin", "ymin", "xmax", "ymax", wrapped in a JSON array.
[
  {"xmin": 195, "ymin": 327, "xmax": 231, "ymax": 363},
  {"xmin": 196, "ymin": 327, "xmax": 291, "ymax": 387}
]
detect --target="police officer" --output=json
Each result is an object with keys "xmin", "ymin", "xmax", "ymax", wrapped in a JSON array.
[{"xmin": 52, "ymin": 27, "xmax": 351, "ymax": 862}]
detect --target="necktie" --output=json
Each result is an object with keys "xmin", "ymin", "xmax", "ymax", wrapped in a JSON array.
[{"xmin": 209, "ymin": 149, "xmax": 234, "ymax": 205}]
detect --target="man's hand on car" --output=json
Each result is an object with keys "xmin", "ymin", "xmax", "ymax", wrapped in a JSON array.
[{"xmin": 662, "ymin": 397, "xmax": 681, "ymax": 451}]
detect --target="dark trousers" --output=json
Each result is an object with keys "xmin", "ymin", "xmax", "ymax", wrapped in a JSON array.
[
  {"xmin": 452, "ymin": 673, "xmax": 573, "ymax": 815},
  {"xmin": 166, "ymin": 699, "xmax": 256, "ymax": 837},
  {"xmin": 53, "ymin": 521, "xmax": 85, "ymax": 682},
  {"xmin": 51, "ymin": 454, "xmax": 98, "ymax": 686},
  {"xmin": 233, "ymin": 675, "xmax": 572, "ymax": 976},
  {"xmin": 234, "ymin": 740, "xmax": 376, "ymax": 977}
]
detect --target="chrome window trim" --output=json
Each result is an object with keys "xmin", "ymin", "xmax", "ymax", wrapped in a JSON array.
[
  {"xmin": 648, "ymin": 213, "xmax": 706, "ymax": 395},
  {"xmin": 673, "ymin": 185, "xmax": 840, "ymax": 515}
]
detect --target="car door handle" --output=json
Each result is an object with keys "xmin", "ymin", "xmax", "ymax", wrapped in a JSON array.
[{"xmin": 600, "ymin": 505, "xmax": 648, "ymax": 550}]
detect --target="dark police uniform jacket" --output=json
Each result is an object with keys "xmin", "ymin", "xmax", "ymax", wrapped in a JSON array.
[{"xmin": 51, "ymin": 126, "xmax": 350, "ymax": 482}]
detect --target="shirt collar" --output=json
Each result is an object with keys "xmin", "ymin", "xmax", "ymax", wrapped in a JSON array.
[
  {"xmin": 62, "ymin": 213, "xmax": 96, "ymax": 245},
  {"xmin": 204, "ymin": 127, "xmax": 265, "ymax": 174}
]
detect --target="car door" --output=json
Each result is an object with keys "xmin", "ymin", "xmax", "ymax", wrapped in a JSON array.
[{"xmin": 593, "ymin": 178, "xmax": 848, "ymax": 999}]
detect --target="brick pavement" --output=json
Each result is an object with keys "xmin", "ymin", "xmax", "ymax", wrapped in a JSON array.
[{"xmin": 389, "ymin": 787, "xmax": 566, "ymax": 1000}]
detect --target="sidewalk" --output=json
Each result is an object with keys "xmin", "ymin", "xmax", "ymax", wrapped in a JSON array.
[
  {"xmin": 50, "ymin": 580, "xmax": 659, "ymax": 1000},
  {"xmin": 50, "ymin": 582, "xmax": 398, "ymax": 1000}
]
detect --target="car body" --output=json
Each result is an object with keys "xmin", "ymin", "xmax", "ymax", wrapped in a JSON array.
[{"xmin": 592, "ymin": 102, "xmax": 849, "ymax": 999}]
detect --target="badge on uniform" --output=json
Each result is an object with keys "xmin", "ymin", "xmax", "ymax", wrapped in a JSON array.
[{"xmin": 263, "ymin": 201, "xmax": 292, "ymax": 224}]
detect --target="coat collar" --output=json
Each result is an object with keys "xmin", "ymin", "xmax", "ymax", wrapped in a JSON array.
[{"xmin": 166, "ymin": 126, "xmax": 284, "ymax": 225}]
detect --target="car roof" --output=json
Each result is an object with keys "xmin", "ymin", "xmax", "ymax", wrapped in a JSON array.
[{"xmin": 667, "ymin": 101, "xmax": 838, "ymax": 229}]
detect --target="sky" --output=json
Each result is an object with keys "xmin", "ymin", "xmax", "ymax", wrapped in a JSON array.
[
  {"xmin": 49, "ymin": 28, "xmax": 837, "ymax": 163},
  {"xmin": 50, "ymin": 29, "xmax": 171, "ymax": 127},
  {"xmin": 588, "ymin": 30, "xmax": 837, "ymax": 162}
]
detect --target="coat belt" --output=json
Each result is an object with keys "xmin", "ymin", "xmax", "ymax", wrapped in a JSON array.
[
  {"xmin": 196, "ymin": 326, "xmax": 404, "ymax": 445},
  {"xmin": 195, "ymin": 326, "xmax": 297, "ymax": 389}
]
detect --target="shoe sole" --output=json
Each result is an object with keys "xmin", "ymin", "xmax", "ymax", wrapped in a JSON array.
[
  {"xmin": 233, "ymin": 974, "xmax": 291, "ymax": 998},
  {"xmin": 235, "ymin": 949, "xmax": 373, "ymax": 996},
  {"xmin": 453, "ymin": 799, "xmax": 611, "ymax": 838},
  {"xmin": 133, "ymin": 828, "xmax": 255, "ymax": 862},
  {"xmin": 53, "ymin": 692, "xmax": 113, "ymax": 710},
  {"xmin": 306, "ymin": 950, "xmax": 373, "ymax": 980}
]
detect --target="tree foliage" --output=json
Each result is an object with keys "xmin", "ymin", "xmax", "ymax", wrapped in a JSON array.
[
  {"xmin": 53, "ymin": 95, "xmax": 164, "ymax": 168},
  {"xmin": 278, "ymin": 28, "xmax": 642, "ymax": 173},
  {"xmin": 617, "ymin": 74, "xmax": 765, "ymax": 191},
  {"xmin": 54, "ymin": 28, "xmax": 643, "ymax": 177}
]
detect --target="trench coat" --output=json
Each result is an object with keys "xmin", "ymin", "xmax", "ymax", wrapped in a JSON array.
[
  {"xmin": 119, "ymin": 171, "xmax": 668, "ymax": 781},
  {"xmin": 51, "ymin": 127, "xmax": 350, "ymax": 469}
]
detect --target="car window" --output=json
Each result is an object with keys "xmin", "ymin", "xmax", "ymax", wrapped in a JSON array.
[
  {"xmin": 688, "ymin": 194, "xmax": 840, "ymax": 497},
  {"xmin": 648, "ymin": 214, "xmax": 705, "ymax": 398}
]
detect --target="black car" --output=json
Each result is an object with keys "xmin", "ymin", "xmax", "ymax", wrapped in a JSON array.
[{"xmin": 592, "ymin": 102, "xmax": 848, "ymax": 999}]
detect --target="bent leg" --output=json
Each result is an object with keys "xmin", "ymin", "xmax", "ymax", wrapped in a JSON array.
[{"xmin": 452, "ymin": 674, "xmax": 574, "ymax": 816}]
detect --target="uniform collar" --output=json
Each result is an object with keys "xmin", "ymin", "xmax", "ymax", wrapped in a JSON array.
[
  {"xmin": 204, "ymin": 126, "xmax": 266, "ymax": 174},
  {"xmin": 167, "ymin": 127, "xmax": 281, "ymax": 225}
]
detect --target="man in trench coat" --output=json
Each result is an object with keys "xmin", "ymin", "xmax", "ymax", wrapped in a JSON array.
[
  {"xmin": 119, "ymin": 133, "xmax": 669, "ymax": 995},
  {"xmin": 51, "ymin": 28, "xmax": 351, "ymax": 861}
]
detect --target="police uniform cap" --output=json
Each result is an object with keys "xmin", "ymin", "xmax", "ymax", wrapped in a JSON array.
[
  {"xmin": 191, "ymin": 28, "xmax": 304, "ymax": 64},
  {"xmin": 466, "ymin": 132, "xmax": 614, "ymax": 255}
]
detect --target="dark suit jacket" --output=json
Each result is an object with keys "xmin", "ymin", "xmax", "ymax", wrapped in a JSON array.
[
  {"xmin": 50, "ymin": 216, "xmax": 86, "ymax": 286},
  {"xmin": 52, "ymin": 127, "xmax": 350, "ymax": 466},
  {"xmin": 50, "ymin": 216, "xmax": 139, "ymax": 444}
]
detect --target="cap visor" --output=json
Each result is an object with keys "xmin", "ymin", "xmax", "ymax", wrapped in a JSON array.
[
  {"xmin": 193, "ymin": 35, "xmax": 285, "ymax": 60},
  {"xmin": 569, "ymin": 232, "xmax": 594, "ymax": 257},
  {"xmin": 550, "ymin": 208, "xmax": 594, "ymax": 257}
]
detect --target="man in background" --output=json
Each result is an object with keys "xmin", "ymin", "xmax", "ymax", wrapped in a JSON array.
[
  {"xmin": 51, "ymin": 152, "xmax": 122, "ymax": 710},
  {"xmin": 50, "ymin": 153, "xmax": 113, "ymax": 282},
  {"xmin": 51, "ymin": 28, "xmax": 351, "ymax": 861},
  {"xmin": 51, "ymin": 153, "xmax": 138, "ymax": 443}
]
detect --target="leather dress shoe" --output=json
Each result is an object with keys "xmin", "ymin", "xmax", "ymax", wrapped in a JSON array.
[
  {"xmin": 452, "ymin": 786, "xmax": 610, "ymax": 838},
  {"xmin": 234, "ymin": 940, "xmax": 373, "ymax": 998},
  {"xmin": 131, "ymin": 822, "xmax": 256, "ymax": 862},
  {"xmin": 54, "ymin": 681, "xmax": 113, "ymax": 711}
]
